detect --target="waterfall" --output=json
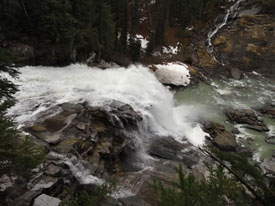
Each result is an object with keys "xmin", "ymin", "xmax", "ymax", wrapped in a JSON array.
[
  {"xmin": 207, "ymin": 0, "xmax": 245, "ymax": 63},
  {"xmin": 7, "ymin": 64, "xmax": 207, "ymax": 147}
]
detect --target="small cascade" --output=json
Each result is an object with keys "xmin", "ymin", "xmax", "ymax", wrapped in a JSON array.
[{"xmin": 207, "ymin": 0, "xmax": 245, "ymax": 64}]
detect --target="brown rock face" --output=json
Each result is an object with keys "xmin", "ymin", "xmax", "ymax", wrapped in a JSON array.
[{"xmin": 213, "ymin": 14, "xmax": 275, "ymax": 75}]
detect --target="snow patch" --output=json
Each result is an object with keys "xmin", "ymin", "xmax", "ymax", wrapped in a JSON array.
[
  {"xmin": 162, "ymin": 43, "xmax": 180, "ymax": 55},
  {"xmin": 154, "ymin": 62, "xmax": 191, "ymax": 86},
  {"xmin": 135, "ymin": 34, "xmax": 149, "ymax": 50}
]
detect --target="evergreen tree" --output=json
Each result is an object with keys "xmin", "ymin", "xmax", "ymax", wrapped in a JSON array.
[
  {"xmin": 147, "ymin": 0, "xmax": 171, "ymax": 54},
  {"xmin": 0, "ymin": 48, "xmax": 44, "ymax": 179},
  {"xmin": 97, "ymin": 1, "xmax": 116, "ymax": 54},
  {"xmin": 39, "ymin": 0, "xmax": 77, "ymax": 44}
]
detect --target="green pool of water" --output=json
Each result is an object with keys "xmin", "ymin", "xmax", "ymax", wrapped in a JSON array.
[{"xmin": 174, "ymin": 78, "xmax": 275, "ymax": 159}]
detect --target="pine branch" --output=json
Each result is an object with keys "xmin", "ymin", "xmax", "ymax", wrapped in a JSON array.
[{"xmin": 198, "ymin": 146, "xmax": 265, "ymax": 205}]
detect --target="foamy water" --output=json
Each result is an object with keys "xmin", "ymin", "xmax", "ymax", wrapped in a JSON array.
[{"xmin": 7, "ymin": 64, "xmax": 206, "ymax": 146}]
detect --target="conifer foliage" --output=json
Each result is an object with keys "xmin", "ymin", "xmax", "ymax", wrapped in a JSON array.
[{"xmin": 0, "ymin": 49, "xmax": 44, "ymax": 179}]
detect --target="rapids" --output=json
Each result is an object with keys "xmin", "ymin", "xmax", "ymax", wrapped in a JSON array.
[
  {"xmin": 6, "ymin": 64, "xmax": 275, "ymax": 160},
  {"xmin": 7, "ymin": 64, "xmax": 206, "ymax": 147}
]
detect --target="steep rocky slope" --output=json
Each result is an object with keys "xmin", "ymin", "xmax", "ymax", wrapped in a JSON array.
[{"xmin": 213, "ymin": 13, "xmax": 275, "ymax": 75}]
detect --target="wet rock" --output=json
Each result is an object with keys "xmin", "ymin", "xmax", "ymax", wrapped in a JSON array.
[
  {"xmin": 259, "ymin": 106, "xmax": 275, "ymax": 119},
  {"xmin": 237, "ymin": 147, "xmax": 253, "ymax": 158},
  {"xmin": 265, "ymin": 136, "xmax": 275, "ymax": 145},
  {"xmin": 45, "ymin": 164, "xmax": 62, "ymax": 177},
  {"xmin": 244, "ymin": 124, "xmax": 269, "ymax": 132},
  {"xmin": 28, "ymin": 125, "xmax": 48, "ymax": 133},
  {"xmin": 33, "ymin": 194, "xmax": 61, "ymax": 206},
  {"xmin": 0, "ymin": 175, "xmax": 14, "ymax": 192},
  {"xmin": 26, "ymin": 101, "xmax": 142, "ymax": 177},
  {"xmin": 203, "ymin": 121, "xmax": 238, "ymax": 151},
  {"xmin": 231, "ymin": 127, "xmax": 240, "ymax": 134},
  {"xmin": 76, "ymin": 122, "xmax": 86, "ymax": 131},
  {"xmin": 149, "ymin": 136, "xmax": 200, "ymax": 168},
  {"xmin": 44, "ymin": 117, "xmax": 67, "ymax": 132},
  {"xmin": 230, "ymin": 67, "xmax": 242, "ymax": 80},
  {"xmin": 262, "ymin": 158, "xmax": 275, "ymax": 175},
  {"xmin": 225, "ymin": 108, "xmax": 269, "ymax": 132},
  {"xmin": 214, "ymin": 133, "xmax": 238, "ymax": 151}
]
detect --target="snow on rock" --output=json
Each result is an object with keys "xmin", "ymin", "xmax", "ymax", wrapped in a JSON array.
[
  {"xmin": 127, "ymin": 34, "xmax": 149, "ymax": 50},
  {"xmin": 135, "ymin": 34, "xmax": 149, "ymax": 50},
  {"xmin": 162, "ymin": 43, "xmax": 180, "ymax": 55},
  {"xmin": 154, "ymin": 62, "xmax": 191, "ymax": 86}
]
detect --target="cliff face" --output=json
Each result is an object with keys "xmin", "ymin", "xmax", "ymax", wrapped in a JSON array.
[{"xmin": 213, "ymin": 13, "xmax": 275, "ymax": 75}]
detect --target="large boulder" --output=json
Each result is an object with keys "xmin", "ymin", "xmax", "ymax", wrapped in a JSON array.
[
  {"xmin": 148, "ymin": 136, "xmax": 200, "ymax": 168},
  {"xmin": 203, "ymin": 121, "xmax": 238, "ymax": 151},
  {"xmin": 26, "ymin": 101, "xmax": 143, "ymax": 177},
  {"xmin": 225, "ymin": 108, "xmax": 269, "ymax": 132}
]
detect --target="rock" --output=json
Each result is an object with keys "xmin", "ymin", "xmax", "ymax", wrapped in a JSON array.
[
  {"xmin": 214, "ymin": 132, "xmax": 238, "ymax": 151},
  {"xmin": 203, "ymin": 121, "xmax": 238, "ymax": 151},
  {"xmin": 0, "ymin": 175, "xmax": 14, "ymax": 192},
  {"xmin": 244, "ymin": 125, "xmax": 269, "ymax": 132},
  {"xmin": 149, "ymin": 136, "xmax": 200, "ymax": 168},
  {"xmin": 231, "ymin": 127, "xmax": 240, "ymax": 134},
  {"xmin": 265, "ymin": 136, "xmax": 275, "ymax": 145},
  {"xmin": 213, "ymin": 14, "xmax": 275, "ymax": 75},
  {"xmin": 230, "ymin": 67, "xmax": 242, "ymax": 80},
  {"xmin": 262, "ymin": 159, "xmax": 275, "ymax": 175},
  {"xmin": 28, "ymin": 125, "xmax": 48, "ymax": 133},
  {"xmin": 259, "ymin": 106, "xmax": 275, "ymax": 119},
  {"xmin": 76, "ymin": 122, "xmax": 86, "ymax": 131},
  {"xmin": 45, "ymin": 164, "xmax": 62, "ymax": 177},
  {"xmin": 237, "ymin": 7, "xmax": 262, "ymax": 18},
  {"xmin": 44, "ymin": 117, "xmax": 67, "ymax": 132},
  {"xmin": 33, "ymin": 194, "xmax": 61, "ymax": 206},
  {"xmin": 148, "ymin": 65, "xmax": 158, "ymax": 72},
  {"xmin": 26, "ymin": 101, "xmax": 142, "ymax": 177},
  {"xmin": 225, "ymin": 108, "xmax": 269, "ymax": 132},
  {"xmin": 237, "ymin": 147, "xmax": 253, "ymax": 157}
]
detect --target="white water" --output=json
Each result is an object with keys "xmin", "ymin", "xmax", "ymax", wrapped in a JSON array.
[
  {"xmin": 8, "ymin": 64, "xmax": 206, "ymax": 146},
  {"xmin": 207, "ymin": 0, "xmax": 245, "ymax": 62}
]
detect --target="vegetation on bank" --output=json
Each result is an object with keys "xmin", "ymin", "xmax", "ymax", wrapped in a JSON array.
[
  {"xmin": 153, "ymin": 147, "xmax": 275, "ymax": 206},
  {"xmin": 0, "ymin": 0, "xmax": 234, "ymax": 63},
  {"xmin": 0, "ymin": 48, "xmax": 44, "ymax": 179}
]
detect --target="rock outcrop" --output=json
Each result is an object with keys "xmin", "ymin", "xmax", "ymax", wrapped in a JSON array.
[
  {"xmin": 213, "ymin": 14, "xmax": 275, "ymax": 75},
  {"xmin": 225, "ymin": 108, "xmax": 269, "ymax": 132}
]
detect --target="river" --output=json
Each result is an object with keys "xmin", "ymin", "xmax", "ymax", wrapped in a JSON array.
[{"xmin": 7, "ymin": 64, "xmax": 275, "ymax": 161}]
